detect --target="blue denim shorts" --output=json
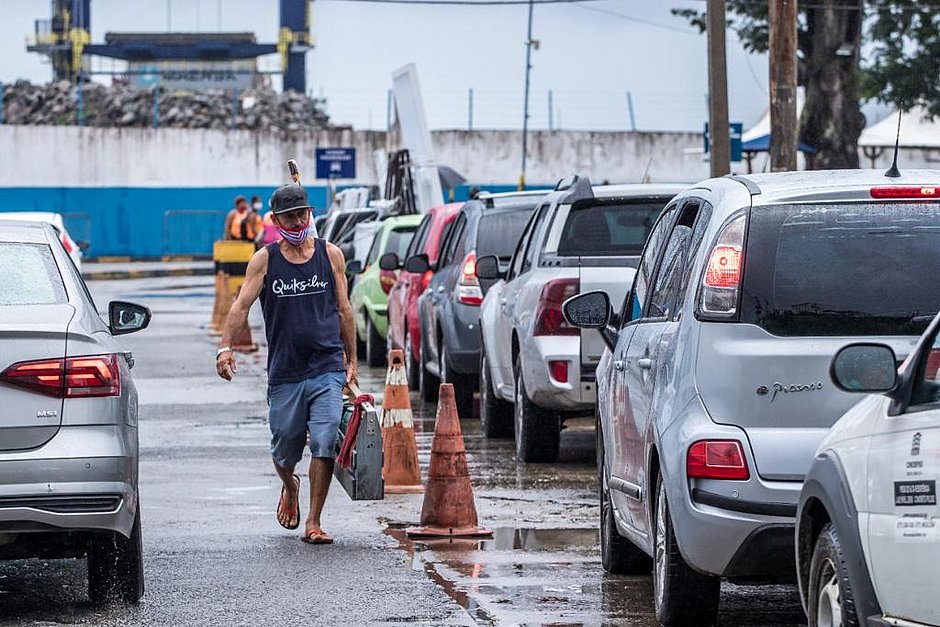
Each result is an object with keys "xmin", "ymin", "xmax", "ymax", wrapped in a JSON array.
[{"xmin": 267, "ymin": 370, "xmax": 346, "ymax": 467}]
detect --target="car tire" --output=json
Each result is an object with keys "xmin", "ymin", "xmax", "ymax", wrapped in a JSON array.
[
  {"xmin": 652, "ymin": 474, "xmax": 720, "ymax": 625},
  {"xmin": 480, "ymin": 349, "xmax": 513, "ymax": 438},
  {"xmin": 366, "ymin": 315, "xmax": 387, "ymax": 368},
  {"xmin": 440, "ymin": 341, "xmax": 474, "ymax": 419},
  {"xmin": 598, "ymin": 422, "xmax": 652, "ymax": 574},
  {"xmin": 88, "ymin": 508, "xmax": 144, "ymax": 605},
  {"xmin": 419, "ymin": 330, "xmax": 440, "ymax": 403},
  {"xmin": 513, "ymin": 355, "xmax": 560, "ymax": 463},
  {"xmin": 808, "ymin": 523, "xmax": 860, "ymax": 627},
  {"xmin": 404, "ymin": 327, "xmax": 420, "ymax": 391}
]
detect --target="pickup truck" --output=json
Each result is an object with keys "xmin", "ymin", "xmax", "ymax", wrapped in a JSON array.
[{"xmin": 476, "ymin": 176, "xmax": 685, "ymax": 462}]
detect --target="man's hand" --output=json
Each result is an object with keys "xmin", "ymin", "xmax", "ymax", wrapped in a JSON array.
[
  {"xmin": 217, "ymin": 351, "xmax": 237, "ymax": 381},
  {"xmin": 346, "ymin": 359, "xmax": 359, "ymax": 386}
]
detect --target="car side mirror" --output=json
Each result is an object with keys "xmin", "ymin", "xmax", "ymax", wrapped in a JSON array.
[
  {"xmin": 345, "ymin": 259, "xmax": 363, "ymax": 275},
  {"xmin": 474, "ymin": 255, "xmax": 503, "ymax": 281},
  {"xmin": 109, "ymin": 301, "xmax": 152, "ymax": 336},
  {"xmin": 404, "ymin": 254, "xmax": 430, "ymax": 274},
  {"xmin": 379, "ymin": 252, "xmax": 401, "ymax": 271},
  {"xmin": 563, "ymin": 291, "xmax": 617, "ymax": 350},
  {"xmin": 830, "ymin": 344, "xmax": 898, "ymax": 393}
]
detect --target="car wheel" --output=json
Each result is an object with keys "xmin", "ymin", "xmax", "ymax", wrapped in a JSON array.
[
  {"xmin": 480, "ymin": 349, "xmax": 513, "ymax": 438},
  {"xmin": 513, "ymin": 355, "xmax": 560, "ymax": 463},
  {"xmin": 653, "ymin": 474, "xmax": 720, "ymax": 625},
  {"xmin": 88, "ymin": 508, "xmax": 144, "ymax": 605},
  {"xmin": 808, "ymin": 523, "xmax": 859, "ymax": 627},
  {"xmin": 404, "ymin": 327, "xmax": 419, "ymax": 391},
  {"xmin": 440, "ymin": 340, "xmax": 474, "ymax": 419},
  {"xmin": 366, "ymin": 315, "xmax": 387, "ymax": 368},
  {"xmin": 598, "ymin": 422, "xmax": 651, "ymax": 574},
  {"xmin": 419, "ymin": 329, "xmax": 440, "ymax": 403}
]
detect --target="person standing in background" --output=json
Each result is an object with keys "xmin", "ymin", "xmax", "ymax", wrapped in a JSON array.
[{"xmin": 224, "ymin": 195, "xmax": 262, "ymax": 241}]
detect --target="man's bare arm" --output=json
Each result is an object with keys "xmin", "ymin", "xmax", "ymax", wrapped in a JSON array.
[
  {"xmin": 328, "ymin": 242, "xmax": 358, "ymax": 383},
  {"xmin": 216, "ymin": 248, "xmax": 269, "ymax": 380}
]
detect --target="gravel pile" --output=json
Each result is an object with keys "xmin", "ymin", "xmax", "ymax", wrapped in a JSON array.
[{"xmin": 0, "ymin": 80, "xmax": 331, "ymax": 131}]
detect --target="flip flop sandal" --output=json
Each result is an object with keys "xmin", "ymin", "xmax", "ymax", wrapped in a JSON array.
[
  {"xmin": 276, "ymin": 475, "xmax": 301, "ymax": 530},
  {"xmin": 301, "ymin": 529, "xmax": 334, "ymax": 545}
]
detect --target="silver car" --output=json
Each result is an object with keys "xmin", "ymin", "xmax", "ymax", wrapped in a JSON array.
[
  {"xmin": 563, "ymin": 170, "xmax": 940, "ymax": 624},
  {"xmin": 0, "ymin": 220, "xmax": 151, "ymax": 604}
]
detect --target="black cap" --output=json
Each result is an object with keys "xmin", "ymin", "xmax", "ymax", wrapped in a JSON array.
[{"xmin": 269, "ymin": 184, "xmax": 313, "ymax": 215}]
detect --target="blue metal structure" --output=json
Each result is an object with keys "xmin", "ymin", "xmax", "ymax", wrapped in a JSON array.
[{"xmin": 27, "ymin": 0, "xmax": 312, "ymax": 93}]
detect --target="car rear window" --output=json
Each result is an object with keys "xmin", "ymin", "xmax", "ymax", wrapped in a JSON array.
[
  {"xmin": 557, "ymin": 199, "xmax": 665, "ymax": 256},
  {"xmin": 477, "ymin": 209, "xmax": 533, "ymax": 260},
  {"xmin": 741, "ymin": 202, "xmax": 940, "ymax": 336},
  {"xmin": 0, "ymin": 243, "xmax": 67, "ymax": 305}
]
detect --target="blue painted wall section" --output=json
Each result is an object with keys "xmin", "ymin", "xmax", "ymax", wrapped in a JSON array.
[{"xmin": 0, "ymin": 183, "xmax": 534, "ymax": 257}]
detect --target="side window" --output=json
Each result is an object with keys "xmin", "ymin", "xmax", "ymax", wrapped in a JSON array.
[
  {"xmin": 365, "ymin": 230, "xmax": 383, "ymax": 266},
  {"xmin": 407, "ymin": 215, "xmax": 431, "ymax": 258},
  {"xmin": 508, "ymin": 202, "xmax": 546, "ymax": 280},
  {"xmin": 674, "ymin": 202, "xmax": 712, "ymax": 320},
  {"xmin": 620, "ymin": 204, "xmax": 678, "ymax": 327},
  {"xmin": 521, "ymin": 205, "xmax": 552, "ymax": 274},
  {"xmin": 441, "ymin": 214, "xmax": 467, "ymax": 267},
  {"xmin": 647, "ymin": 200, "xmax": 706, "ymax": 320},
  {"xmin": 911, "ymin": 327, "xmax": 940, "ymax": 406}
]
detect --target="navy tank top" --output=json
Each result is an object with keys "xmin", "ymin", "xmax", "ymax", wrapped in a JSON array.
[{"xmin": 260, "ymin": 239, "xmax": 346, "ymax": 385}]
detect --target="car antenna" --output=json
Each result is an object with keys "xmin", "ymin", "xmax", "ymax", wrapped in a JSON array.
[{"xmin": 884, "ymin": 108, "xmax": 903, "ymax": 178}]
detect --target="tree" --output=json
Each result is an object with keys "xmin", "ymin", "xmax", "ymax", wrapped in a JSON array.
[{"xmin": 674, "ymin": 1, "xmax": 940, "ymax": 169}]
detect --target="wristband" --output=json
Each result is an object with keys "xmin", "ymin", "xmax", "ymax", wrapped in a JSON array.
[{"xmin": 216, "ymin": 347, "xmax": 233, "ymax": 358}]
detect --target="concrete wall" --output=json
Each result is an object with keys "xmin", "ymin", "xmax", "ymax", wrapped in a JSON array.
[{"xmin": 0, "ymin": 124, "xmax": 754, "ymax": 256}]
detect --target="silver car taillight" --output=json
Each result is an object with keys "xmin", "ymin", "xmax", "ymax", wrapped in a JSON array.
[{"xmin": 699, "ymin": 213, "xmax": 747, "ymax": 318}]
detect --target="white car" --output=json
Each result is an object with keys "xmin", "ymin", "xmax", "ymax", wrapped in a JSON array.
[
  {"xmin": 0, "ymin": 212, "xmax": 86, "ymax": 271},
  {"xmin": 796, "ymin": 310, "xmax": 940, "ymax": 626}
]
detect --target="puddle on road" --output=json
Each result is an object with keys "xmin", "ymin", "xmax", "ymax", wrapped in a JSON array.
[{"xmin": 383, "ymin": 525, "xmax": 656, "ymax": 626}]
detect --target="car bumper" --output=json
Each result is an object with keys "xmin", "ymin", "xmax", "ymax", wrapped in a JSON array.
[
  {"xmin": 521, "ymin": 335, "xmax": 595, "ymax": 413},
  {"xmin": 0, "ymin": 425, "xmax": 138, "ymax": 539},
  {"xmin": 660, "ymin": 397, "xmax": 800, "ymax": 580}
]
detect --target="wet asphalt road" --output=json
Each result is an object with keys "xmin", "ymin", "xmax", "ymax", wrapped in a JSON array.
[{"xmin": 0, "ymin": 275, "xmax": 808, "ymax": 626}]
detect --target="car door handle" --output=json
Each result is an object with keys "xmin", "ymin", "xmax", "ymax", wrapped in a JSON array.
[
  {"xmin": 613, "ymin": 360, "xmax": 624, "ymax": 371},
  {"xmin": 638, "ymin": 358, "xmax": 653, "ymax": 370}
]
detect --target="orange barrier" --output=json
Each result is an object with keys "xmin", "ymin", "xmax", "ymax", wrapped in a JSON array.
[
  {"xmin": 406, "ymin": 383, "xmax": 492, "ymax": 539},
  {"xmin": 381, "ymin": 350, "xmax": 424, "ymax": 494}
]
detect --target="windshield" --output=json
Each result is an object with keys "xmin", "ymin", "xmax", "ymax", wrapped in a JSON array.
[
  {"xmin": 741, "ymin": 202, "xmax": 940, "ymax": 336},
  {"xmin": 557, "ymin": 200, "xmax": 665, "ymax": 256},
  {"xmin": 477, "ymin": 209, "xmax": 533, "ymax": 260}
]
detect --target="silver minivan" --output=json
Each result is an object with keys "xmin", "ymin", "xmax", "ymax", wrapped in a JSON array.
[
  {"xmin": 563, "ymin": 170, "xmax": 940, "ymax": 624},
  {"xmin": 0, "ymin": 220, "xmax": 151, "ymax": 604}
]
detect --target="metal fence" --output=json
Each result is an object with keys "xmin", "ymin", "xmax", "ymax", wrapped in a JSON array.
[{"xmin": 162, "ymin": 209, "xmax": 228, "ymax": 256}]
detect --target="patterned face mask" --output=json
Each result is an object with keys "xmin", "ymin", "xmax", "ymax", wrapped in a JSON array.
[{"xmin": 277, "ymin": 216, "xmax": 310, "ymax": 246}]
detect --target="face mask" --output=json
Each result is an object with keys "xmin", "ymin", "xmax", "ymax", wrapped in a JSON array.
[
  {"xmin": 277, "ymin": 216, "xmax": 310, "ymax": 246},
  {"xmin": 252, "ymin": 202, "xmax": 262, "ymax": 211}
]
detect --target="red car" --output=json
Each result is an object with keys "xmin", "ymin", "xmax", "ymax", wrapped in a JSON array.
[{"xmin": 383, "ymin": 203, "xmax": 461, "ymax": 389}]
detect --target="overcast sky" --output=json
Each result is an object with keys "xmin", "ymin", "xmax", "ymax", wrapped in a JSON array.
[{"xmin": 0, "ymin": 0, "xmax": 772, "ymax": 132}]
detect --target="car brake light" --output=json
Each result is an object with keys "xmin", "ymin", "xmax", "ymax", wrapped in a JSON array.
[
  {"xmin": 549, "ymin": 360, "xmax": 569, "ymax": 383},
  {"xmin": 704, "ymin": 246, "xmax": 742, "ymax": 289},
  {"xmin": 420, "ymin": 269, "xmax": 433, "ymax": 292},
  {"xmin": 380, "ymin": 269, "xmax": 397, "ymax": 294},
  {"xmin": 870, "ymin": 185, "xmax": 939, "ymax": 199},
  {"xmin": 687, "ymin": 440, "xmax": 749, "ymax": 480},
  {"xmin": 60, "ymin": 235, "xmax": 73, "ymax": 254},
  {"xmin": 699, "ymin": 213, "xmax": 747, "ymax": 317},
  {"xmin": 457, "ymin": 251, "xmax": 483, "ymax": 306},
  {"xmin": 0, "ymin": 354, "xmax": 121, "ymax": 398},
  {"xmin": 533, "ymin": 278, "xmax": 580, "ymax": 336}
]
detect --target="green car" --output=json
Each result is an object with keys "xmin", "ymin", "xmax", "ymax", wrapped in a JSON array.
[{"xmin": 348, "ymin": 214, "xmax": 422, "ymax": 367}]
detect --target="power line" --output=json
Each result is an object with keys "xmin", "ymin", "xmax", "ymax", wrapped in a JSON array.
[
  {"xmin": 573, "ymin": 4, "xmax": 699, "ymax": 34},
  {"xmin": 323, "ymin": 0, "xmax": 605, "ymax": 5}
]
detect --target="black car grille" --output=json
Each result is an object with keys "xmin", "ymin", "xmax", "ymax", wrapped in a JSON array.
[{"xmin": 0, "ymin": 495, "xmax": 122, "ymax": 513}]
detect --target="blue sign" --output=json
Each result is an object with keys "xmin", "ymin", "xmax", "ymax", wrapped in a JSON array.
[
  {"xmin": 704, "ymin": 122, "xmax": 743, "ymax": 162},
  {"xmin": 315, "ymin": 147, "xmax": 356, "ymax": 179}
]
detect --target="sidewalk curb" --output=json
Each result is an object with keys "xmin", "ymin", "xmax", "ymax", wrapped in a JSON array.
[{"xmin": 83, "ymin": 267, "xmax": 216, "ymax": 281}]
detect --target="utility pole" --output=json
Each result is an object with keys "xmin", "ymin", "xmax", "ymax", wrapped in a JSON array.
[
  {"xmin": 519, "ymin": 0, "xmax": 535, "ymax": 191},
  {"xmin": 548, "ymin": 89, "xmax": 554, "ymax": 131},
  {"xmin": 706, "ymin": 0, "xmax": 730, "ymax": 177},
  {"xmin": 468, "ymin": 88, "xmax": 474, "ymax": 131},
  {"xmin": 769, "ymin": 0, "xmax": 798, "ymax": 171}
]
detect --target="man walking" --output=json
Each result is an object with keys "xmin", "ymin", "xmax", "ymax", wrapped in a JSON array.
[{"xmin": 216, "ymin": 184, "xmax": 358, "ymax": 544}]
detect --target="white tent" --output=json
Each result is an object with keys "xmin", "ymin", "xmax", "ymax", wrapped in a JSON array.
[
  {"xmin": 741, "ymin": 87, "xmax": 806, "ymax": 144},
  {"xmin": 859, "ymin": 106, "xmax": 940, "ymax": 149}
]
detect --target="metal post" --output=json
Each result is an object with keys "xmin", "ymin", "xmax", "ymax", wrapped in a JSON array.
[
  {"xmin": 548, "ymin": 89, "xmax": 554, "ymax": 131},
  {"xmin": 166, "ymin": 0, "xmax": 172, "ymax": 31},
  {"xmin": 152, "ymin": 86, "xmax": 160, "ymax": 129},
  {"xmin": 519, "ymin": 0, "xmax": 535, "ymax": 191},
  {"xmin": 386, "ymin": 89, "xmax": 392, "ymax": 131},
  {"xmin": 769, "ymin": 0, "xmax": 798, "ymax": 171},
  {"xmin": 706, "ymin": 0, "xmax": 731, "ymax": 177},
  {"xmin": 231, "ymin": 90, "xmax": 238, "ymax": 130},
  {"xmin": 468, "ymin": 88, "xmax": 474, "ymax": 131},
  {"xmin": 626, "ymin": 91, "xmax": 636, "ymax": 131}
]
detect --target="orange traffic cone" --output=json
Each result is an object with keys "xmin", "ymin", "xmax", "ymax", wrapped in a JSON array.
[
  {"xmin": 406, "ymin": 383, "xmax": 492, "ymax": 539},
  {"xmin": 382, "ymin": 350, "xmax": 423, "ymax": 494}
]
